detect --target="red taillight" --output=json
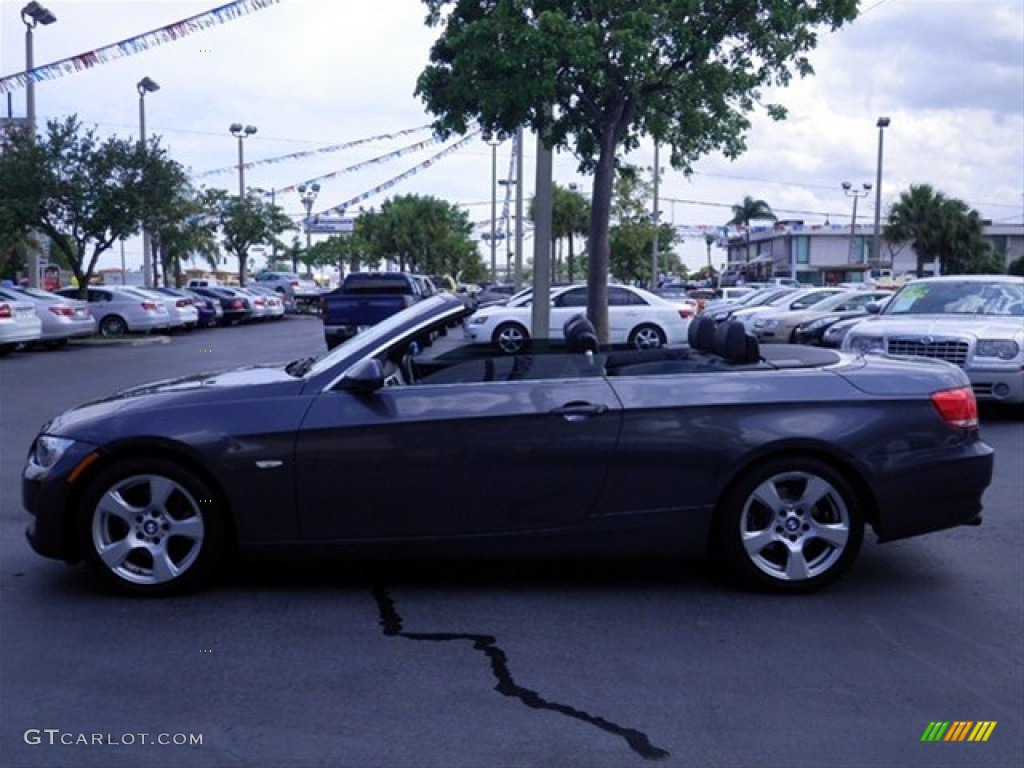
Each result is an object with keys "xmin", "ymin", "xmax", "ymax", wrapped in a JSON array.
[
  {"xmin": 176, "ymin": 299, "xmax": 189, "ymax": 308},
  {"xmin": 290, "ymin": 281, "xmax": 299, "ymax": 287},
  {"xmin": 232, "ymin": 299, "xmax": 244, "ymax": 309},
  {"xmin": 48, "ymin": 305, "xmax": 75, "ymax": 317},
  {"xmin": 678, "ymin": 308, "xmax": 694, "ymax": 319},
  {"xmin": 254, "ymin": 298, "xmax": 265, "ymax": 307},
  {"xmin": 141, "ymin": 301, "xmax": 159, "ymax": 311},
  {"xmin": 0, "ymin": 303, "xmax": 11, "ymax": 319},
  {"xmin": 931, "ymin": 387, "xmax": 979, "ymax": 429}
]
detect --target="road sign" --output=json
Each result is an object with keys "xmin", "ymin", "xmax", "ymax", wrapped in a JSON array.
[{"xmin": 306, "ymin": 217, "xmax": 355, "ymax": 234}]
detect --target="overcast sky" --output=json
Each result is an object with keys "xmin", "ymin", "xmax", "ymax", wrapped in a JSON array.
[{"xmin": 2, "ymin": 0, "xmax": 1022, "ymax": 274}]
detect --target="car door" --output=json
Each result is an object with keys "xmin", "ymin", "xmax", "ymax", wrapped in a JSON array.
[
  {"xmin": 294, "ymin": 369, "xmax": 623, "ymax": 539},
  {"xmin": 548, "ymin": 286, "xmax": 588, "ymax": 337}
]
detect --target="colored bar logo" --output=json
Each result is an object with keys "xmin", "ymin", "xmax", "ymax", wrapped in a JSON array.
[{"xmin": 921, "ymin": 721, "xmax": 996, "ymax": 742}]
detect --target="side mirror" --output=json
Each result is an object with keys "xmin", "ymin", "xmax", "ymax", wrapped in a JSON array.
[
  {"xmin": 865, "ymin": 301, "xmax": 882, "ymax": 314},
  {"xmin": 338, "ymin": 358, "xmax": 385, "ymax": 393}
]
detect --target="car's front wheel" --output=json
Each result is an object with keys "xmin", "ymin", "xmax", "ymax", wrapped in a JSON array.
[
  {"xmin": 715, "ymin": 457, "xmax": 864, "ymax": 593},
  {"xmin": 492, "ymin": 322, "xmax": 529, "ymax": 354},
  {"xmin": 78, "ymin": 459, "xmax": 227, "ymax": 596}
]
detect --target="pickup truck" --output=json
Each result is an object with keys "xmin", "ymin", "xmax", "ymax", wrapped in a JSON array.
[{"xmin": 320, "ymin": 272, "xmax": 434, "ymax": 349}]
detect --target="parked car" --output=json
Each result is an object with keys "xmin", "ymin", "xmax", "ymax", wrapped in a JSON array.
[
  {"xmin": 0, "ymin": 294, "xmax": 43, "ymax": 354},
  {"xmin": 22, "ymin": 295, "xmax": 994, "ymax": 597},
  {"xmin": 466, "ymin": 284, "xmax": 690, "ymax": 353},
  {"xmin": 243, "ymin": 286, "xmax": 287, "ymax": 319},
  {"xmin": 751, "ymin": 290, "xmax": 892, "ymax": 344},
  {"xmin": 130, "ymin": 287, "xmax": 199, "ymax": 331},
  {"xmin": 56, "ymin": 286, "xmax": 171, "ymax": 337},
  {"xmin": 188, "ymin": 286, "xmax": 252, "ymax": 326},
  {"xmin": 731, "ymin": 288, "xmax": 850, "ymax": 330},
  {"xmin": 842, "ymin": 275, "xmax": 1024, "ymax": 404},
  {"xmin": 252, "ymin": 271, "xmax": 321, "ymax": 310},
  {"xmin": 153, "ymin": 287, "xmax": 222, "ymax": 328},
  {"xmin": 652, "ymin": 286, "xmax": 699, "ymax": 318},
  {"xmin": 2, "ymin": 285, "xmax": 95, "ymax": 347},
  {"xmin": 702, "ymin": 286, "xmax": 795, "ymax": 322},
  {"xmin": 474, "ymin": 284, "xmax": 519, "ymax": 307},
  {"xmin": 793, "ymin": 296, "xmax": 892, "ymax": 347}
]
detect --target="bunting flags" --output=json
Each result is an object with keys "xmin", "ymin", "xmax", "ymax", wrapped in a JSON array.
[
  {"xmin": 314, "ymin": 131, "xmax": 482, "ymax": 217},
  {"xmin": 197, "ymin": 126, "xmax": 436, "ymax": 180},
  {"xmin": 0, "ymin": 0, "xmax": 282, "ymax": 94}
]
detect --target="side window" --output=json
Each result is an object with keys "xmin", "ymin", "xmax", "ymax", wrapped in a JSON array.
[{"xmin": 555, "ymin": 287, "xmax": 588, "ymax": 307}]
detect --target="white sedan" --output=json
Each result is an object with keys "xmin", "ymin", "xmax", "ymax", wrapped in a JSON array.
[{"xmin": 466, "ymin": 284, "xmax": 690, "ymax": 353}]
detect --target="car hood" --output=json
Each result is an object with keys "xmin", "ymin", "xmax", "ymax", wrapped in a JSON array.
[
  {"xmin": 42, "ymin": 364, "xmax": 305, "ymax": 440},
  {"xmin": 849, "ymin": 314, "xmax": 1022, "ymax": 338}
]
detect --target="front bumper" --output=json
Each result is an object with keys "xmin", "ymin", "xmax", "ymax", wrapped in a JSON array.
[
  {"xmin": 965, "ymin": 366, "xmax": 1024, "ymax": 404},
  {"xmin": 23, "ymin": 440, "xmax": 100, "ymax": 562}
]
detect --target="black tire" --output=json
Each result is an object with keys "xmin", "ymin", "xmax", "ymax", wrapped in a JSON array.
[
  {"xmin": 77, "ymin": 458, "xmax": 227, "ymax": 596},
  {"xmin": 99, "ymin": 315, "xmax": 129, "ymax": 338},
  {"xmin": 492, "ymin": 322, "xmax": 529, "ymax": 354},
  {"xmin": 628, "ymin": 323, "xmax": 666, "ymax": 350},
  {"xmin": 714, "ymin": 457, "xmax": 864, "ymax": 594}
]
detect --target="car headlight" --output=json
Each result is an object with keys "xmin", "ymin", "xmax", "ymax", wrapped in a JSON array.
[
  {"xmin": 976, "ymin": 339, "xmax": 1020, "ymax": 360},
  {"xmin": 754, "ymin": 319, "xmax": 777, "ymax": 330},
  {"xmin": 468, "ymin": 316, "xmax": 489, "ymax": 326},
  {"xmin": 850, "ymin": 336, "xmax": 885, "ymax": 354},
  {"xmin": 30, "ymin": 435, "xmax": 76, "ymax": 470}
]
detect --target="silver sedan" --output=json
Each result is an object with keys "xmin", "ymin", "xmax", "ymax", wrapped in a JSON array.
[{"xmin": 3, "ymin": 285, "xmax": 96, "ymax": 346}]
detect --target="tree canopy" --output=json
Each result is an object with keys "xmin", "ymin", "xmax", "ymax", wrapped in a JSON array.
[
  {"xmin": 0, "ymin": 115, "xmax": 186, "ymax": 294},
  {"xmin": 417, "ymin": 0, "xmax": 858, "ymax": 341}
]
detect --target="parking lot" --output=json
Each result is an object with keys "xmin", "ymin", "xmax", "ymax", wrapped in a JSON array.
[{"xmin": 1, "ymin": 316, "xmax": 1021, "ymax": 768}]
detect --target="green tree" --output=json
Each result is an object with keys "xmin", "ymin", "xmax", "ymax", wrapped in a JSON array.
[
  {"xmin": 361, "ymin": 195, "xmax": 480, "ymax": 276},
  {"xmin": 529, "ymin": 183, "xmax": 591, "ymax": 282},
  {"xmin": 1008, "ymin": 255, "xmax": 1024, "ymax": 277},
  {"xmin": 154, "ymin": 186, "xmax": 220, "ymax": 287},
  {"xmin": 608, "ymin": 167, "xmax": 678, "ymax": 284},
  {"xmin": 0, "ymin": 115, "xmax": 185, "ymax": 295},
  {"xmin": 416, "ymin": 0, "xmax": 858, "ymax": 342},
  {"xmin": 884, "ymin": 184, "xmax": 995, "ymax": 276},
  {"xmin": 205, "ymin": 188, "xmax": 293, "ymax": 285},
  {"xmin": 728, "ymin": 195, "xmax": 777, "ymax": 262}
]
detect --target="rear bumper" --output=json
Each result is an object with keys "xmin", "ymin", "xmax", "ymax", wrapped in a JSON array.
[{"xmin": 872, "ymin": 438, "xmax": 995, "ymax": 542}]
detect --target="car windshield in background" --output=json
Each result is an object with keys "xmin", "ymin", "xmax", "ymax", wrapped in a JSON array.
[{"xmin": 885, "ymin": 280, "xmax": 1024, "ymax": 316}]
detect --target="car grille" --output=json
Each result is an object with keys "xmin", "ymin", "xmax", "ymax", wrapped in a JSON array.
[{"xmin": 887, "ymin": 337, "xmax": 969, "ymax": 366}]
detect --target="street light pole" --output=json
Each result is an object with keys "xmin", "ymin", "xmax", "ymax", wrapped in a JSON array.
[
  {"xmin": 704, "ymin": 233, "xmax": 715, "ymax": 283},
  {"xmin": 21, "ymin": 1, "xmax": 56, "ymax": 288},
  {"xmin": 229, "ymin": 123, "xmax": 257, "ymax": 284},
  {"xmin": 484, "ymin": 133, "xmax": 500, "ymax": 282},
  {"xmin": 297, "ymin": 183, "xmax": 321, "ymax": 270},
  {"xmin": 137, "ymin": 77, "xmax": 160, "ymax": 287},
  {"xmin": 872, "ymin": 117, "xmax": 891, "ymax": 267},
  {"xmin": 651, "ymin": 141, "xmax": 660, "ymax": 289},
  {"xmin": 842, "ymin": 181, "xmax": 872, "ymax": 267}
]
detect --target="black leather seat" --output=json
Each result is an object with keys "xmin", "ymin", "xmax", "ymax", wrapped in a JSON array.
[
  {"xmin": 713, "ymin": 321, "xmax": 761, "ymax": 364},
  {"xmin": 563, "ymin": 313, "xmax": 600, "ymax": 354},
  {"xmin": 687, "ymin": 314, "xmax": 717, "ymax": 352}
]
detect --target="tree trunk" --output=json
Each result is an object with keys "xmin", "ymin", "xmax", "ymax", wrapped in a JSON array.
[{"xmin": 586, "ymin": 132, "xmax": 617, "ymax": 344}]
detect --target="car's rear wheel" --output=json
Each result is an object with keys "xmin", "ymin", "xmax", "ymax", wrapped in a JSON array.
[
  {"xmin": 78, "ymin": 459, "xmax": 226, "ymax": 596},
  {"xmin": 99, "ymin": 315, "xmax": 128, "ymax": 338},
  {"xmin": 629, "ymin": 324, "xmax": 666, "ymax": 349},
  {"xmin": 492, "ymin": 322, "xmax": 529, "ymax": 354},
  {"xmin": 715, "ymin": 457, "xmax": 864, "ymax": 593}
]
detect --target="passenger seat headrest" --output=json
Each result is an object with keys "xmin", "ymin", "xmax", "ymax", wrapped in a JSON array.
[
  {"xmin": 713, "ymin": 320, "xmax": 760, "ymax": 364},
  {"xmin": 564, "ymin": 313, "xmax": 600, "ymax": 354},
  {"xmin": 688, "ymin": 314, "xmax": 716, "ymax": 352}
]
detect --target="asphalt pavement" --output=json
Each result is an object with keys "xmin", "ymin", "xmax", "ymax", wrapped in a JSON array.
[{"xmin": 1, "ymin": 316, "xmax": 1021, "ymax": 768}]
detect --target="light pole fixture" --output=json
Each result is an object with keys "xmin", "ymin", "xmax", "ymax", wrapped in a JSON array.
[
  {"xmin": 498, "ymin": 178, "xmax": 515, "ymax": 279},
  {"xmin": 21, "ymin": 1, "xmax": 56, "ymax": 288},
  {"xmin": 137, "ymin": 77, "xmax": 160, "ymax": 287},
  {"xmin": 842, "ymin": 181, "xmax": 872, "ymax": 265},
  {"xmin": 483, "ymin": 132, "xmax": 500, "ymax": 281},
  {"xmin": 229, "ymin": 123, "xmax": 257, "ymax": 198},
  {"xmin": 872, "ymin": 117, "xmax": 891, "ymax": 267},
  {"xmin": 297, "ymin": 182, "xmax": 321, "ymax": 252},
  {"xmin": 704, "ymin": 232, "xmax": 715, "ymax": 281}
]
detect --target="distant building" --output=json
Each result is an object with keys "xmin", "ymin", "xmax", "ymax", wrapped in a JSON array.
[{"xmin": 724, "ymin": 221, "xmax": 1024, "ymax": 285}]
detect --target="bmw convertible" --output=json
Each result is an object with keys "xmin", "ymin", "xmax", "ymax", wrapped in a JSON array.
[{"xmin": 23, "ymin": 294, "xmax": 994, "ymax": 596}]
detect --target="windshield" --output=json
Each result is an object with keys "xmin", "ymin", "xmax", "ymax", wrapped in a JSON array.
[
  {"xmin": 305, "ymin": 295, "xmax": 464, "ymax": 377},
  {"xmin": 884, "ymin": 280, "xmax": 1024, "ymax": 316}
]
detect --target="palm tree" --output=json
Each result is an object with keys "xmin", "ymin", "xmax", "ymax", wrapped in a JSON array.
[{"xmin": 728, "ymin": 196, "xmax": 777, "ymax": 263}]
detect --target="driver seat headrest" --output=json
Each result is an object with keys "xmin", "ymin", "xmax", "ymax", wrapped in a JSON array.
[{"xmin": 563, "ymin": 313, "xmax": 600, "ymax": 354}]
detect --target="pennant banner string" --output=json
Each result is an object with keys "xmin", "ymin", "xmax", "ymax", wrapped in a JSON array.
[
  {"xmin": 313, "ymin": 131, "xmax": 481, "ymax": 218},
  {"xmin": 197, "ymin": 125, "xmax": 435, "ymax": 179},
  {"xmin": 0, "ymin": 0, "xmax": 282, "ymax": 95}
]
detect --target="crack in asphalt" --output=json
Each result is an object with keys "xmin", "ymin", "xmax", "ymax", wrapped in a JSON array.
[{"xmin": 372, "ymin": 585, "xmax": 670, "ymax": 761}]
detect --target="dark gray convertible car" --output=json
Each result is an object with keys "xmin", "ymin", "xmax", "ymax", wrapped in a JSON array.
[{"xmin": 23, "ymin": 294, "xmax": 993, "ymax": 596}]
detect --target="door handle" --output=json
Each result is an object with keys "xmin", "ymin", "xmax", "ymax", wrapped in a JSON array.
[{"xmin": 551, "ymin": 402, "xmax": 608, "ymax": 422}]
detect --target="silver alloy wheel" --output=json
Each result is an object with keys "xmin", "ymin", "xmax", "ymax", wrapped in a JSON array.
[
  {"xmin": 738, "ymin": 470, "xmax": 851, "ymax": 582},
  {"xmin": 90, "ymin": 474, "xmax": 205, "ymax": 586},
  {"xmin": 493, "ymin": 323, "xmax": 528, "ymax": 354},
  {"xmin": 630, "ymin": 324, "xmax": 665, "ymax": 349}
]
